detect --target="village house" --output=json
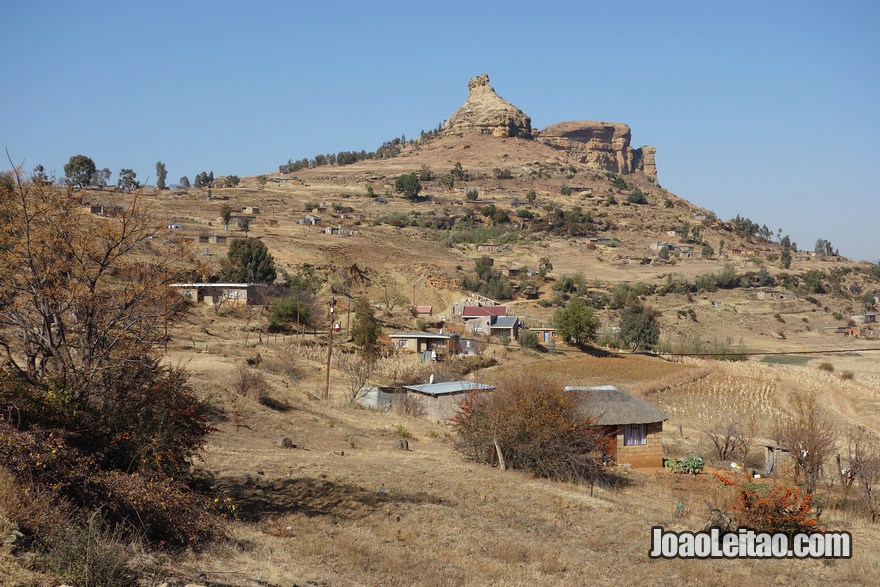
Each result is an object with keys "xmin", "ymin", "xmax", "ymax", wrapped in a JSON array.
[
  {"xmin": 488, "ymin": 316, "xmax": 521, "ymax": 340},
  {"xmin": 412, "ymin": 305, "xmax": 433, "ymax": 317},
  {"xmin": 90, "ymin": 204, "xmax": 125, "ymax": 217},
  {"xmin": 298, "ymin": 214, "xmax": 321, "ymax": 225},
  {"xmin": 169, "ymin": 283, "xmax": 267, "ymax": 306},
  {"xmin": 270, "ymin": 176, "xmax": 304, "ymax": 185},
  {"xmin": 529, "ymin": 327, "xmax": 561, "ymax": 345},
  {"xmin": 401, "ymin": 381, "xmax": 495, "ymax": 420},
  {"xmin": 388, "ymin": 331, "xmax": 462, "ymax": 360},
  {"xmin": 567, "ymin": 385, "xmax": 668, "ymax": 468},
  {"xmin": 851, "ymin": 313, "xmax": 878, "ymax": 324},
  {"xmin": 242, "ymin": 206, "xmax": 260, "ymax": 215},
  {"xmin": 501, "ymin": 266, "xmax": 524, "ymax": 278},
  {"xmin": 646, "ymin": 241, "xmax": 672, "ymax": 256},
  {"xmin": 459, "ymin": 305, "xmax": 507, "ymax": 319},
  {"xmin": 324, "ymin": 225, "xmax": 354, "ymax": 236},
  {"xmin": 476, "ymin": 243, "xmax": 505, "ymax": 253},
  {"xmin": 756, "ymin": 290, "xmax": 799, "ymax": 301}
]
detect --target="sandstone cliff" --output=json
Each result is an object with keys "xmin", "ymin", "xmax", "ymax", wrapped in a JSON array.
[
  {"xmin": 536, "ymin": 121, "xmax": 657, "ymax": 180},
  {"xmin": 441, "ymin": 75, "xmax": 657, "ymax": 179},
  {"xmin": 443, "ymin": 74, "xmax": 532, "ymax": 138}
]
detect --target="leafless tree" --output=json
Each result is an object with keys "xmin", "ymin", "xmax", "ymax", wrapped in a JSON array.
[
  {"xmin": 337, "ymin": 352, "xmax": 376, "ymax": 403},
  {"xmin": 774, "ymin": 393, "xmax": 838, "ymax": 494}
]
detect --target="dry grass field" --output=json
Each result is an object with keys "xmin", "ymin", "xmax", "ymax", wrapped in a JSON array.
[{"xmin": 132, "ymin": 339, "xmax": 880, "ymax": 587}]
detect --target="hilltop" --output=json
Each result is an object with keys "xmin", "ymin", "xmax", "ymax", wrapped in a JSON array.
[{"xmin": 88, "ymin": 73, "xmax": 878, "ymax": 356}]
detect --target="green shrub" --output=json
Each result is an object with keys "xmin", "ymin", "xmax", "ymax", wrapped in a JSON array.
[{"xmin": 517, "ymin": 329, "xmax": 539, "ymax": 349}]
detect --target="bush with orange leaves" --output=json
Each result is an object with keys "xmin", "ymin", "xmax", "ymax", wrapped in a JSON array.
[
  {"xmin": 451, "ymin": 373, "xmax": 615, "ymax": 490},
  {"xmin": 712, "ymin": 473, "xmax": 821, "ymax": 536}
]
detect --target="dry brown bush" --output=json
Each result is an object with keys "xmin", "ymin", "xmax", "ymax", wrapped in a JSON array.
[
  {"xmin": 841, "ymin": 371, "xmax": 855, "ymax": 380},
  {"xmin": 817, "ymin": 362, "xmax": 834, "ymax": 372},
  {"xmin": 262, "ymin": 345, "xmax": 306, "ymax": 381},
  {"xmin": 451, "ymin": 372, "xmax": 615, "ymax": 490},
  {"xmin": 232, "ymin": 365, "xmax": 268, "ymax": 402}
]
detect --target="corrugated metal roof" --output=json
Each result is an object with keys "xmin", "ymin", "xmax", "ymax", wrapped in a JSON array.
[
  {"xmin": 389, "ymin": 331, "xmax": 453, "ymax": 339},
  {"xmin": 403, "ymin": 381, "xmax": 495, "ymax": 396},
  {"xmin": 414, "ymin": 305, "xmax": 433, "ymax": 314},
  {"xmin": 565, "ymin": 385, "xmax": 668, "ymax": 425},
  {"xmin": 492, "ymin": 316, "xmax": 518, "ymax": 328}
]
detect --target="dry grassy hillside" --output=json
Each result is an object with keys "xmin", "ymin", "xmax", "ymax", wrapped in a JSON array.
[{"xmin": 132, "ymin": 326, "xmax": 880, "ymax": 586}]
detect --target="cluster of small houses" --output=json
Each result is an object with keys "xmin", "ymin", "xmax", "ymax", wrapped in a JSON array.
[{"xmin": 359, "ymin": 381, "xmax": 669, "ymax": 468}]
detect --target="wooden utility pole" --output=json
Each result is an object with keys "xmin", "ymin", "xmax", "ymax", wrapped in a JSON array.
[{"xmin": 324, "ymin": 298, "xmax": 336, "ymax": 400}]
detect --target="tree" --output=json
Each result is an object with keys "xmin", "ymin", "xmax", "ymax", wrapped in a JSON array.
[
  {"xmin": 526, "ymin": 189, "xmax": 537, "ymax": 203},
  {"xmin": 220, "ymin": 204, "xmax": 232, "ymax": 231},
  {"xmin": 63, "ymin": 154, "xmax": 96, "ymax": 188},
  {"xmin": 451, "ymin": 372, "xmax": 612, "ymax": 490},
  {"xmin": 560, "ymin": 185, "xmax": 572, "ymax": 196},
  {"xmin": 256, "ymin": 175, "xmax": 267, "ymax": 190},
  {"xmin": 194, "ymin": 171, "xmax": 214, "ymax": 189},
  {"xmin": 815, "ymin": 238, "xmax": 837, "ymax": 257},
  {"xmin": 155, "ymin": 161, "xmax": 168, "ymax": 189},
  {"xmin": 117, "ymin": 168, "xmax": 140, "ymax": 192},
  {"xmin": 351, "ymin": 296, "xmax": 380, "ymax": 356},
  {"xmin": 466, "ymin": 188, "xmax": 478, "ymax": 201},
  {"xmin": 774, "ymin": 392, "xmax": 838, "ymax": 494},
  {"xmin": 394, "ymin": 172, "xmax": 422, "ymax": 201},
  {"xmin": 553, "ymin": 298, "xmax": 598, "ymax": 346},
  {"xmin": 538, "ymin": 256, "xmax": 553, "ymax": 278},
  {"xmin": 0, "ymin": 168, "xmax": 210, "ymax": 479},
  {"xmin": 627, "ymin": 188, "xmax": 647, "ymax": 204},
  {"xmin": 224, "ymin": 175, "xmax": 240, "ymax": 187},
  {"xmin": 179, "ymin": 175, "xmax": 191, "ymax": 190},
  {"xmin": 32, "ymin": 164, "xmax": 47, "ymax": 182},
  {"xmin": 781, "ymin": 247, "xmax": 793, "ymax": 269},
  {"xmin": 268, "ymin": 296, "xmax": 313, "ymax": 332},
  {"xmin": 619, "ymin": 304, "xmax": 660, "ymax": 351},
  {"xmin": 239, "ymin": 216, "xmax": 251, "ymax": 233},
  {"xmin": 220, "ymin": 237, "xmax": 277, "ymax": 283}
]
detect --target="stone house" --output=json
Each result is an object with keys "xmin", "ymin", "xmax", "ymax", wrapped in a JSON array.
[{"xmin": 169, "ymin": 283, "xmax": 267, "ymax": 306}]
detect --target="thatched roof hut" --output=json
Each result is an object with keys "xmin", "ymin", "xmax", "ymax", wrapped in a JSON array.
[
  {"xmin": 565, "ymin": 385, "xmax": 668, "ymax": 425},
  {"xmin": 566, "ymin": 385, "xmax": 668, "ymax": 468}
]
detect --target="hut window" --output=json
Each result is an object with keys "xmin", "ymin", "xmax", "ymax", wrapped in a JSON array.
[{"xmin": 624, "ymin": 424, "xmax": 647, "ymax": 446}]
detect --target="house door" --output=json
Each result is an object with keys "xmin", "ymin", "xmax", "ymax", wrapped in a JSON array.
[{"xmin": 543, "ymin": 332, "xmax": 549, "ymax": 343}]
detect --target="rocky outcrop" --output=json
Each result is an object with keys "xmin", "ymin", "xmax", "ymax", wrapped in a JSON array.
[
  {"xmin": 443, "ymin": 74, "xmax": 532, "ymax": 138},
  {"xmin": 536, "ymin": 121, "xmax": 657, "ymax": 180}
]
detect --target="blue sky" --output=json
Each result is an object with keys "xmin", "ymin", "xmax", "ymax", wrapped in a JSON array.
[{"xmin": 4, "ymin": 1, "xmax": 878, "ymax": 261}]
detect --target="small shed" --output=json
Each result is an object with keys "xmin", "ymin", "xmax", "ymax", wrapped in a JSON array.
[
  {"xmin": 299, "ymin": 214, "xmax": 322, "ymax": 225},
  {"xmin": 764, "ymin": 444, "xmax": 792, "ymax": 477},
  {"xmin": 567, "ymin": 385, "xmax": 668, "ymax": 468},
  {"xmin": 356, "ymin": 385, "xmax": 401, "ymax": 411},
  {"xmin": 413, "ymin": 305, "xmax": 433, "ymax": 316},
  {"xmin": 401, "ymin": 381, "xmax": 495, "ymax": 420}
]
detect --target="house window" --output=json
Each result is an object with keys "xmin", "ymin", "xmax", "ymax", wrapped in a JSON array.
[
  {"xmin": 226, "ymin": 290, "xmax": 239, "ymax": 299},
  {"xmin": 624, "ymin": 424, "xmax": 647, "ymax": 446}
]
